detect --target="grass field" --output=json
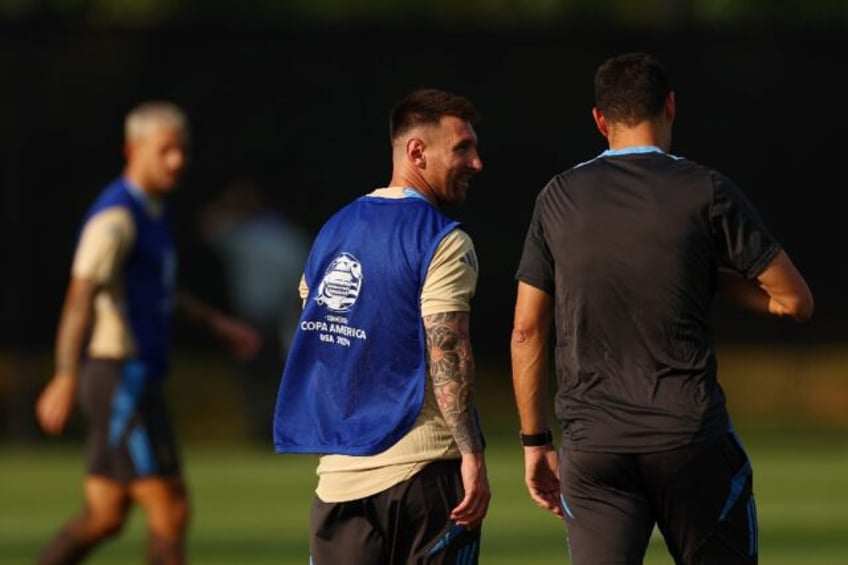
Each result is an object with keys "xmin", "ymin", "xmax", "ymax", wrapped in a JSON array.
[{"xmin": 2, "ymin": 434, "xmax": 847, "ymax": 564}]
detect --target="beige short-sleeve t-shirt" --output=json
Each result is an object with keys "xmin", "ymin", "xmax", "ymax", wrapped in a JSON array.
[{"xmin": 71, "ymin": 207, "xmax": 137, "ymax": 359}]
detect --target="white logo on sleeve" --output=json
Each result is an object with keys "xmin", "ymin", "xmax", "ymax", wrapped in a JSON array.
[{"xmin": 314, "ymin": 252, "xmax": 363, "ymax": 312}]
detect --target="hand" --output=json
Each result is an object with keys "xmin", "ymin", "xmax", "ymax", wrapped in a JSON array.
[
  {"xmin": 210, "ymin": 315, "xmax": 262, "ymax": 360},
  {"xmin": 35, "ymin": 373, "xmax": 77, "ymax": 436},
  {"xmin": 176, "ymin": 291, "xmax": 262, "ymax": 359},
  {"xmin": 449, "ymin": 452, "xmax": 491, "ymax": 530},
  {"xmin": 524, "ymin": 445, "xmax": 564, "ymax": 519}
]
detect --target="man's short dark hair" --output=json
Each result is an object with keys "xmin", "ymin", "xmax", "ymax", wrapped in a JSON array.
[
  {"xmin": 390, "ymin": 88, "xmax": 479, "ymax": 141},
  {"xmin": 594, "ymin": 52, "xmax": 672, "ymax": 126}
]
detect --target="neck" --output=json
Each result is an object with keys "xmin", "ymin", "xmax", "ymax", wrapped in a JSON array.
[
  {"xmin": 606, "ymin": 121, "xmax": 669, "ymax": 152},
  {"xmin": 388, "ymin": 172, "xmax": 438, "ymax": 207},
  {"xmin": 124, "ymin": 170, "xmax": 161, "ymax": 200}
]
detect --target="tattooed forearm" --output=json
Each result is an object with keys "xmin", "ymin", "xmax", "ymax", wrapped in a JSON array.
[{"xmin": 423, "ymin": 311, "xmax": 484, "ymax": 453}]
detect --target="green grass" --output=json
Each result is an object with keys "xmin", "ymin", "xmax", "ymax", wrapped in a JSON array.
[{"xmin": 2, "ymin": 435, "xmax": 848, "ymax": 564}]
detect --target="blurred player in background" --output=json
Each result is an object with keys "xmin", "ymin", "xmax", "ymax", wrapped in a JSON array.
[
  {"xmin": 511, "ymin": 52, "xmax": 813, "ymax": 564},
  {"xmin": 35, "ymin": 101, "xmax": 260, "ymax": 565},
  {"xmin": 197, "ymin": 180, "xmax": 311, "ymax": 443},
  {"xmin": 273, "ymin": 88, "xmax": 491, "ymax": 564}
]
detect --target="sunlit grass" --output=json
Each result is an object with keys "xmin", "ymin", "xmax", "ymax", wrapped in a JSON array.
[{"xmin": 2, "ymin": 435, "xmax": 847, "ymax": 564}]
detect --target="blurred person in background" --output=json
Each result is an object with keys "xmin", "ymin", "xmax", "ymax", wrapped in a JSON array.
[
  {"xmin": 510, "ymin": 52, "xmax": 813, "ymax": 564},
  {"xmin": 34, "ymin": 100, "xmax": 260, "ymax": 565},
  {"xmin": 272, "ymin": 88, "xmax": 491, "ymax": 564},
  {"xmin": 197, "ymin": 180, "xmax": 311, "ymax": 443}
]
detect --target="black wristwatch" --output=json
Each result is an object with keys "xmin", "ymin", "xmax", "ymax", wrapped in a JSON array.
[{"xmin": 519, "ymin": 429, "xmax": 553, "ymax": 447}]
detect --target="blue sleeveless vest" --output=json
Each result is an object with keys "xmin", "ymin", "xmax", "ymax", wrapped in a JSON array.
[
  {"xmin": 273, "ymin": 194, "xmax": 460, "ymax": 455},
  {"xmin": 82, "ymin": 178, "xmax": 176, "ymax": 379}
]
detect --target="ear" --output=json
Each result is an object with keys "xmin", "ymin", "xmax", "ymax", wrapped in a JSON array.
[
  {"xmin": 591, "ymin": 107, "xmax": 609, "ymax": 138},
  {"xmin": 665, "ymin": 91, "xmax": 676, "ymax": 123},
  {"xmin": 407, "ymin": 137, "xmax": 426, "ymax": 167},
  {"xmin": 406, "ymin": 137, "xmax": 426, "ymax": 168}
]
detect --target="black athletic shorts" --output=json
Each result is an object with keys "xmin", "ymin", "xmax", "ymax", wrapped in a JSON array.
[
  {"xmin": 309, "ymin": 459, "xmax": 481, "ymax": 565},
  {"xmin": 560, "ymin": 432, "xmax": 757, "ymax": 565},
  {"xmin": 79, "ymin": 358, "xmax": 181, "ymax": 482}
]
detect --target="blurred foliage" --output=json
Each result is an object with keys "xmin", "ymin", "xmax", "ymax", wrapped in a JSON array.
[{"xmin": 0, "ymin": 0, "xmax": 846, "ymax": 29}]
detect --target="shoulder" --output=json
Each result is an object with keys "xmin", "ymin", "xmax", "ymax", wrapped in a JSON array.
[
  {"xmin": 433, "ymin": 228, "xmax": 477, "ymax": 271},
  {"xmin": 677, "ymin": 159, "xmax": 745, "ymax": 201},
  {"xmin": 81, "ymin": 206, "xmax": 135, "ymax": 243},
  {"xmin": 664, "ymin": 153, "xmax": 727, "ymax": 183},
  {"xmin": 529, "ymin": 169, "xmax": 575, "ymax": 211},
  {"xmin": 441, "ymin": 227, "xmax": 474, "ymax": 250}
]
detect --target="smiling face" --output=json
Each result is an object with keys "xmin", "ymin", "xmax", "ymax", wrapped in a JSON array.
[{"xmin": 410, "ymin": 115, "xmax": 483, "ymax": 207}]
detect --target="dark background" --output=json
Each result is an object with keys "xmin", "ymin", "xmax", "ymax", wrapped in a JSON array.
[
  {"xmin": 1, "ymin": 7, "xmax": 845, "ymax": 372},
  {"xmin": 1, "ymin": 19, "xmax": 846, "ymax": 565}
]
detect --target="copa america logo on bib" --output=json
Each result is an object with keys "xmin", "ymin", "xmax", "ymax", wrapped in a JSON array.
[{"xmin": 314, "ymin": 252, "xmax": 363, "ymax": 312}]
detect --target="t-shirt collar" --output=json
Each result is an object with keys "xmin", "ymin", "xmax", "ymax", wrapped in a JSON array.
[{"xmin": 601, "ymin": 145, "xmax": 665, "ymax": 157}]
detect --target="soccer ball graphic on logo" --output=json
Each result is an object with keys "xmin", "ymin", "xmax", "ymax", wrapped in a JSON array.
[{"xmin": 314, "ymin": 252, "xmax": 363, "ymax": 312}]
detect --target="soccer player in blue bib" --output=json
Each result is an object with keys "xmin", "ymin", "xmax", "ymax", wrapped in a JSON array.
[
  {"xmin": 35, "ymin": 101, "xmax": 260, "ymax": 564},
  {"xmin": 511, "ymin": 53, "xmax": 814, "ymax": 564},
  {"xmin": 273, "ymin": 88, "xmax": 491, "ymax": 564}
]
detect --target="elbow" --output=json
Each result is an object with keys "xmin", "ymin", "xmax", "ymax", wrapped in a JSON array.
[
  {"xmin": 511, "ymin": 322, "xmax": 548, "ymax": 354},
  {"xmin": 791, "ymin": 294, "xmax": 815, "ymax": 322},
  {"xmin": 511, "ymin": 322, "xmax": 538, "ymax": 347},
  {"xmin": 783, "ymin": 290, "xmax": 814, "ymax": 323},
  {"xmin": 510, "ymin": 327, "xmax": 525, "ymax": 350}
]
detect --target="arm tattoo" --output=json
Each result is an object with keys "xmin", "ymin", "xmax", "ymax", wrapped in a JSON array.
[{"xmin": 423, "ymin": 311, "xmax": 484, "ymax": 453}]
